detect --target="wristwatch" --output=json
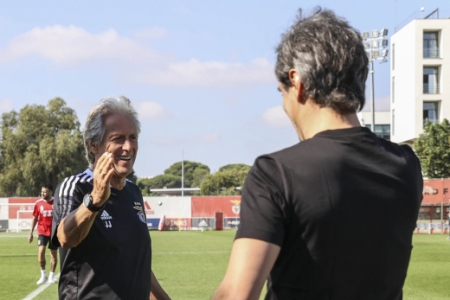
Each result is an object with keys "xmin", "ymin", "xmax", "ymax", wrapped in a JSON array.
[{"xmin": 83, "ymin": 194, "xmax": 104, "ymax": 212}]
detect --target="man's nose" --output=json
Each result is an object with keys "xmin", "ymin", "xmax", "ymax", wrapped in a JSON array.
[{"xmin": 122, "ymin": 138, "xmax": 132, "ymax": 151}]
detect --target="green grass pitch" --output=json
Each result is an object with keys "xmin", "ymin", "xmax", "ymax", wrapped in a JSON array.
[{"xmin": 0, "ymin": 231, "xmax": 449, "ymax": 299}]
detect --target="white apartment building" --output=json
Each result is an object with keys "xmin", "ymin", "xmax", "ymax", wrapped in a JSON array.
[
  {"xmin": 390, "ymin": 10, "xmax": 450, "ymax": 145},
  {"xmin": 357, "ymin": 111, "xmax": 391, "ymax": 141}
]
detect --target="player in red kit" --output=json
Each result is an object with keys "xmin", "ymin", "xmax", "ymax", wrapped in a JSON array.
[{"xmin": 29, "ymin": 184, "xmax": 58, "ymax": 284}]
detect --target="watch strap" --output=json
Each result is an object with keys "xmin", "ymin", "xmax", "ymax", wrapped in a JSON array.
[{"xmin": 83, "ymin": 194, "xmax": 104, "ymax": 212}]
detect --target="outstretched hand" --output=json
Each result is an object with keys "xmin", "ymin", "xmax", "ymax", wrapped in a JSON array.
[{"xmin": 91, "ymin": 152, "xmax": 114, "ymax": 207}]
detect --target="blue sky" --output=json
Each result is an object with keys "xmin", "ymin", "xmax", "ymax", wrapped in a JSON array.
[{"xmin": 1, "ymin": 1, "xmax": 449, "ymax": 177}]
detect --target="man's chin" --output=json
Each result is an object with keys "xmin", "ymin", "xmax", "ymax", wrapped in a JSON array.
[{"xmin": 113, "ymin": 165, "xmax": 133, "ymax": 178}]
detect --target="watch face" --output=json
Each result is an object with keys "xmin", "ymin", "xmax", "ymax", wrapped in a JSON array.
[
  {"xmin": 83, "ymin": 194, "xmax": 102, "ymax": 211},
  {"xmin": 83, "ymin": 194, "xmax": 91, "ymax": 208}
]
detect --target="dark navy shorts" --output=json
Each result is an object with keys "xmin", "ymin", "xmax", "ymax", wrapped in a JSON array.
[{"xmin": 37, "ymin": 235, "xmax": 58, "ymax": 250}]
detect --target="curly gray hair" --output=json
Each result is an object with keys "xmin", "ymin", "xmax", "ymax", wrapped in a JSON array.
[
  {"xmin": 83, "ymin": 96, "xmax": 141, "ymax": 167},
  {"xmin": 275, "ymin": 7, "xmax": 368, "ymax": 114}
]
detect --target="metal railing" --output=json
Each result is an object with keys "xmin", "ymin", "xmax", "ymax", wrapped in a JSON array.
[
  {"xmin": 424, "ymin": 48, "xmax": 440, "ymax": 58},
  {"xmin": 423, "ymin": 117, "xmax": 439, "ymax": 126},
  {"xmin": 423, "ymin": 84, "xmax": 440, "ymax": 94}
]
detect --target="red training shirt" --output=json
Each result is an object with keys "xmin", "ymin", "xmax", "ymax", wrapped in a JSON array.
[{"xmin": 32, "ymin": 198, "xmax": 54, "ymax": 236}]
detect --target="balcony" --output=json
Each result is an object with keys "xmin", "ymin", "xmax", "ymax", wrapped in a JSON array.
[
  {"xmin": 423, "ymin": 84, "xmax": 440, "ymax": 94},
  {"xmin": 424, "ymin": 48, "xmax": 440, "ymax": 58}
]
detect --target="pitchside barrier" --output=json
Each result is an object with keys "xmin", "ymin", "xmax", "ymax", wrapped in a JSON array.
[
  {"xmin": 0, "ymin": 196, "xmax": 242, "ymax": 232},
  {"xmin": 0, "ymin": 195, "xmax": 448, "ymax": 233},
  {"xmin": 143, "ymin": 196, "xmax": 241, "ymax": 230},
  {"xmin": 0, "ymin": 197, "xmax": 39, "ymax": 232}
]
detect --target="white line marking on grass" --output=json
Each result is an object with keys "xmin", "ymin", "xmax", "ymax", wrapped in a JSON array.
[
  {"xmin": 22, "ymin": 273, "xmax": 60, "ymax": 300},
  {"xmin": 0, "ymin": 254, "xmax": 36, "ymax": 257}
]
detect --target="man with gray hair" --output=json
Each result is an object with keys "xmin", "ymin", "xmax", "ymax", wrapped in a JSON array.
[
  {"xmin": 213, "ymin": 8, "xmax": 422, "ymax": 300},
  {"xmin": 51, "ymin": 97, "xmax": 170, "ymax": 299}
]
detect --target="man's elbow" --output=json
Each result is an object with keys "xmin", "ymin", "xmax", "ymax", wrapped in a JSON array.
[
  {"xmin": 58, "ymin": 238, "xmax": 75, "ymax": 249},
  {"xmin": 57, "ymin": 225, "xmax": 79, "ymax": 249},
  {"xmin": 212, "ymin": 286, "xmax": 257, "ymax": 300}
]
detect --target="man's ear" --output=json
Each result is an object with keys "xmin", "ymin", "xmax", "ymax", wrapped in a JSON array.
[
  {"xmin": 288, "ymin": 69, "xmax": 299, "ymax": 87},
  {"xmin": 90, "ymin": 142, "xmax": 98, "ymax": 155},
  {"xmin": 288, "ymin": 69, "xmax": 305, "ymax": 104}
]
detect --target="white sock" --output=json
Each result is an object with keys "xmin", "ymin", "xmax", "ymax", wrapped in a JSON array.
[
  {"xmin": 49, "ymin": 272, "xmax": 54, "ymax": 279},
  {"xmin": 41, "ymin": 270, "xmax": 46, "ymax": 277}
]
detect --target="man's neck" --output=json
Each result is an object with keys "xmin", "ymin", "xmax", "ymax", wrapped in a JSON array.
[
  {"xmin": 110, "ymin": 176, "xmax": 126, "ymax": 190},
  {"xmin": 296, "ymin": 103, "xmax": 361, "ymax": 140}
]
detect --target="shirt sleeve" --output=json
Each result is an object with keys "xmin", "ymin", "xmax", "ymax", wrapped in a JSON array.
[
  {"xmin": 235, "ymin": 155, "xmax": 289, "ymax": 247},
  {"xmin": 33, "ymin": 203, "xmax": 39, "ymax": 218},
  {"xmin": 51, "ymin": 180, "xmax": 84, "ymax": 247}
]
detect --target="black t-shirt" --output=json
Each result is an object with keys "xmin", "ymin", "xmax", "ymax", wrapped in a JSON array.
[
  {"xmin": 236, "ymin": 127, "xmax": 423, "ymax": 300},
  {"xmin": 51, "ymin": 169, "xmax": 151, "ymax": 300}
]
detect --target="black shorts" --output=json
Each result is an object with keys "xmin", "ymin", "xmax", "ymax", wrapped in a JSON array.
[{"xmin": 37, "ymin": 235, "xmax": 58, "ymax": 250}]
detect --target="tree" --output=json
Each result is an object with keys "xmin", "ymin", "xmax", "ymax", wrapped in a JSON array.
[
  {"xmin": 414, "ymin": 119, "xmax": 450, "ymax": 178},
  {"xmin": 126, "ymin": 169, "xmax": 138, "ymax": 184},
  {"xmin": 163, "ymin": 161, "xmax": 210, "ymax": 187},
  {"xmin": 147, "ymin": 174, "xmax": 181, "ymax": 189},
  {"xmin": 199, "ymin": 169, "xmax": 249, "ymax": 196},
  {"xmin": 137, "ymin": 178, "xmax": 153, "ymax": 196},
  {"xmin": 0, "ymin": 98, "xmax": 86, "ymax": 196},
  {"xmin": 218, "ymin": 163, "xmax": 251, "ymax": 173},
  {"xmin": 191, "ymin": 168, "xmax": 210, "ymax": 188}
]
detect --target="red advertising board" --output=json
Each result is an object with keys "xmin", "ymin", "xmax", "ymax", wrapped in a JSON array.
[
  {"xmin": 422, "ymin": 179, "xmax": 450, "ymax": 205},
  {"xmin": 9, "ymin": 198, "xmax": 39, "ymax": 219},
  {"xmin": 191, "ymin": 196, "xmax": 241, "ymax": 218},
  {"xmin": 164, "ymin": 218, "xmax": 191, "ymax": 230}
]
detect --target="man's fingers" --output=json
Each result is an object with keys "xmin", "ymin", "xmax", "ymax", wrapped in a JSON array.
[
  {"xmin": 91, "ymin": 152, "xmax": 113, "ymax": 205},
  {"xmin": 97, "ymin": 153, "xmax": 113, "ymax": 173},
  {"xmin": 95, "ymin": 153, "xmax": 114, "ymax": 179}
]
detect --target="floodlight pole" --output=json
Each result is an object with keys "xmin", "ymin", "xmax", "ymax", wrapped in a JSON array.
[
  {"xmin": 181, "ymin": 149, "xmax": 184, "ymax": 197},
  {"xmin": 370, "ymin": 60, "xmax": 375, "ymax": 132},
  {"xmin": 362, "ymin": 29, "xmax": 388, "ymax": 134}
]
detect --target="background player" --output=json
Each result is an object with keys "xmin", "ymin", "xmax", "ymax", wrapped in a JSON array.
[{"xmin": 29, "ymin": 184, "xmax": 58, "ymax": 284}]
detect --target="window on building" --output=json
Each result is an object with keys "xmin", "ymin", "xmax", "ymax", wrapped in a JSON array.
[
  {"xmin": 365, "ymin": 124, "xmax": 391, "ymax": 141},
  {"xmin": 392, "ymin": 109, "xmax": 395, "ymax": 136},
  {"xmin": 423, "ymin": 32, "xmax": 439, "ymax": 58},
  {"xmin": 423, "ymin": 102, "xmax": 439, "ymax": 125},
  {"xmin": 392, "ymin": 43, "xmax": 395, "ymax": 70},
  {"xmin": 392, "ymin": 76, "xmax": 395, "ymax": 103},
  {"xmin": 423, "ymin": 67, "xmax": 440, "ymax": 94}
]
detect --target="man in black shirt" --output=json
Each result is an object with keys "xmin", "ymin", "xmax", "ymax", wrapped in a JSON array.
[
  {"xmin": 213, "ymin": 7, "xmax": 423, "ymax": 300},
  {"xmin": 51, "ymin": 97, "xmax": 170, "ymax": 300}
]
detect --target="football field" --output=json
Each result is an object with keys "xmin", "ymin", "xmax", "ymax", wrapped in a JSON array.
[{"xmin": 0, "ymin": 231, "xmax": 449, "ymax": 299}]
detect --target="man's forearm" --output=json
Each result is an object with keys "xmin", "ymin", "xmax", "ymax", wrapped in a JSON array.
[
  {"xmin": 57, "ymin": 205, "xmax": 98, "ymax": 249},
  {"xmin": 30, "ymin": 217, "xmax": 38, "ymax": 235},
  {"xmin": 150, "ymin": 271, "xmax": 171, "ymax": 300}
]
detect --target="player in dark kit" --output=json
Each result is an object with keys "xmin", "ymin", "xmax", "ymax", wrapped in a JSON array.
[
  {"xmin": 51, "ymin": 97, "xmax": 170, "ymax": 300},
  {"xmin": 213, "ymin": 7, "xmax": 423, "ymax": 300}
]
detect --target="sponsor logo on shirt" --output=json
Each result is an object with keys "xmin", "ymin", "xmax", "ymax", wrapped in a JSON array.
[
  {"xmin": 39, "ymin": 205, "xmax": 52, "ymax": 217},
  {"xmin": 133, "ymin": 205, "xmax": 143, "ymax": 211},
  {"xmin": 137, "ymin": 211, "xmax": 146, "ymax": 224},
  {"xmin": 230, "ymin": 199, "xmax": 241, "ymax": 215},
  {"xmin": 101, "ymin": 210, "xmax": 113, "ymax": 220},
  {"xmin": 101, "ymin": 210, "xmax": 113, "ymax": 228}
]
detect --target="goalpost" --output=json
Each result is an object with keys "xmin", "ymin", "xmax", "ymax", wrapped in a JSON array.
[{"xmin": 16, "ymin": 210, "xmax": 34, "ymax": 233}]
